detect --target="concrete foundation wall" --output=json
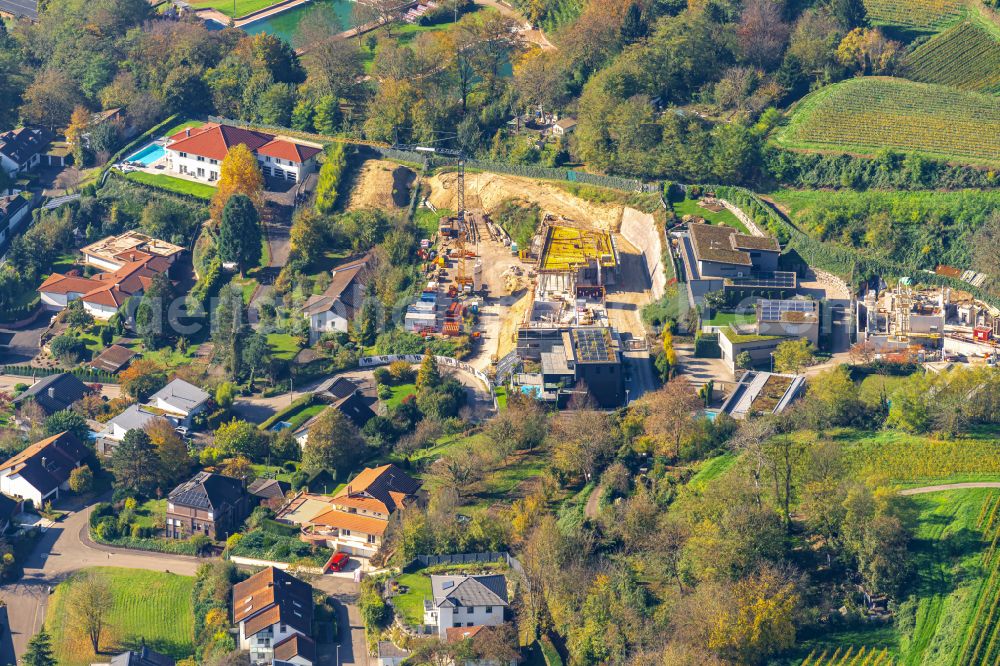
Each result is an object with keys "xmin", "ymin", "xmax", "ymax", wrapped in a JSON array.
[{"xmin": 620, "ymin": 207, "xmax": 666, "ymax": 300}]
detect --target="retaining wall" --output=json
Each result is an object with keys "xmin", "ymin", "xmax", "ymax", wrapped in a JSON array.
[{"xmin": 620, "ymin": 207, "xmax": 667, "ymax": 300}]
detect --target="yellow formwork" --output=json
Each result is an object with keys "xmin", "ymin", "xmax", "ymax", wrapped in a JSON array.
[{"xmin": 539, "ymin": 226, "xmax": 617, "ymax": 272}]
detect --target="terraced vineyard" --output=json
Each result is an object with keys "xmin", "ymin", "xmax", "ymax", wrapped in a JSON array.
[
  {"xmin": 800, "ymin": 646, "xmax": 894, "ymax": 664},
  {"xmin": 952, "ymin": 492, "xmax": 1000, "ymax": 665},
  {"xmin": 863, "ymin": 0, "xmax": 968, "ymax": 31},
  {"xmin": 902, "ymin": 21, "xmax": 1000, "ymax": 92},
  {"xmin": 777, "ymin": 77, "xmax": 1000, "ymax": 167}
]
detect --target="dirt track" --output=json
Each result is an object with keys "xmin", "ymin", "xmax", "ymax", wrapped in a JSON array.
[
  {"xmin": 899, "ymin": 482, "xmax": 1000, "ymax": 495},
  {"xmin": 427, "ymin": 171, "xmax": 625, "ymax": 231}
]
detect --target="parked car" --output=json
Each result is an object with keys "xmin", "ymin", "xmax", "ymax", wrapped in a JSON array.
[{"xmin": 327, "ymin": 552, "xmax": 350, "ymax": 572}]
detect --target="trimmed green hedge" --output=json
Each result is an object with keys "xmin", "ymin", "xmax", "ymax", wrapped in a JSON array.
[
  {"xmin": 259, "ymin": 393, "xmax": 317, "ymax": 431},
  {"xmin": 3, "ymin": 364, "xmax": 119, "ymax": 384},
  {"xmin": 90, "ymin": 531, "xmax": 200, "ymax": 556}
]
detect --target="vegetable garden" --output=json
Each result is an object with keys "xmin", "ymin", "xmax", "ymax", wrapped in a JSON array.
[
  {"xmin": 902, "ymin": 21, "xmax": 1000, "ymax": 92},
  {"xmin": 777, "ymin": 77, "xmax": 1000, "ymax": 167}
]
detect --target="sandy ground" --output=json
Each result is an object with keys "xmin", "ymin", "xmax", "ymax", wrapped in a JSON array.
[
  {"xmin": 427, "ymin": 171, "xmax": 625, "ymax": 232},
  {"xmin": 605, "ymin": 235, "xmax": 650, "ymax": 340},
  {"xmin": 346, "ymin": 160, "xmax": 408, "ymax": 211}
]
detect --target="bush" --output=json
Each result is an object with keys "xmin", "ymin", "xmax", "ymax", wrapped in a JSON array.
[
  {"xmin": 90, "ymin": 502, "xmax": 113, "ymax": 527},
  {"xmin": 372, "ymin": 367, "xmax": 391, "ymax": 385},
  {"xmin": 94, "ymin": 517, "xmax": 120, "ymax": 540},
  {"xmin": 68, "ymin": 465, "xmax": 93, "ymax": 493},
  {"xmin": 282, "ymin": 460, "xmax": 297, "ymax": 472},
  {"xmin": 315, "ymin": 144, "xmax": 347, "ymax": 215},
  {"xmin": 48, "ymin": 334, "xmax": 88, "ymax": 363}
]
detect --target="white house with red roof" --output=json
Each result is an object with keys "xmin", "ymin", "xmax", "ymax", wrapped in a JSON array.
[
  {"xmin": 38, "ymin": 231, "xmax": 178, "ymax": 319},
  {"xmin": 164, "ymin": 123, "xmax": 323, "ymax": 184}
]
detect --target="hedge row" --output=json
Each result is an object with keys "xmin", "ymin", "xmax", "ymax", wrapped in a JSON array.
[
  {"xmin": 258, "ymin": 392, "xmax": 317, "ymax": 431},
  {"xmin": 100, "ymin": 113, "xmax": 180, "ymax": 184},
  {"xmin": 3, "ymin": 364, "xmax": 119, "ymax": 384},
  {"xmin": 90, "ymin": 531, "xmax": 200, "ymax": 556},
  {"xmin": 314, "ymin": 144, "xmax": 347, "ymax": 214}
]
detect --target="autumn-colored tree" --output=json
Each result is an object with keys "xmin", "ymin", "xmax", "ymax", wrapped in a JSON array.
[
  {"xmin": 772, "ymin": 338, "xmax": 815, "ymax": 374},
  {"xmin": 68, "ymin": 572, "xmax": 114, "ymax": 653},
  {"xmin": 119, "ymin": 359, "xmax": 167, "ymax": 401},
  {"xmin": 222, "ymin": 455, "xmax": 256, "ymax": 483},
  {"xmin": 210, "ymin": 143, "xmax": 265, "ymax": 222},
  {"xmin": 65, "ymin": 105, "xmax": 91, "ymax": 165},
  {"xmin": 638, "ymin": 377, "xmax": 701, "ymax": 459},
  {"xmin": 145, "ymin": 418, "xmax": 192, "ymax": 486},
  {"xmin": 836, "ymin": 27, "xmax": 900, "ymax": 74}
]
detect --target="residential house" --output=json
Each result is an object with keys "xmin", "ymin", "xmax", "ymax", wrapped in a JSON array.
[
  {"xmin": 147, "ymin": 378, "xmax": 211, "ymax": 427},
  {"xmin": 716, "ymin": 299, "xmax": 820, "ymax": 374},
  {"xmin": 248, "ymin": 478, "xmax": 291, "ymax": 511},
  {"xmin": 80, "ymin": 231, "xmax": 183, "ymax": 272},
  {"xmin": 232, "ymin": 566, "xmax": 315, "ymax": 666},
  {"xmin": 0, "ymin": 432, "xmax": 88, "ymax": 506},
  {"xmin": 38, "ymin": 235, "xmax": 177, "ymax": 320},
  {"xmin": 109, "ymin": 646, "xmax": 176, "ymax": 666},
  {"xmin": 0, "ymin": 493, "xmax": 20, "ymax": 533},
  {"xmin": 94, "ymin": 404, "xmax": 166, "ymax": 456},
  {"xmin": 377, "ymin": 642, "xmax": 411, "ymax": 666},
  {"xmin": 281, "ymin": 464, "xmax": 421, "ymax": 558},
  {"xmin": 13, "ymin": 373, "xmax": 91, "ymax": 419},
  {"xmin": 424, "ymin": 575, "xmax": 508, "ymax": 638},
  {"xmin": 164, "ymin": 123, "xmax": 322, "ymax": 185},
  {"xmin": 550, "ymin": 117, "xmax": 576, "ymax": 137},
  {"xmin": 301, "ymin": 254, "xmax": 373, "ymax": 341},
  {"xmin": 90, "ymin": 344, "xmax": 138, "ymax": 374},
  {"xmin": 293, "ymin": 394, "xmax": 376, "ymax": 448},
  {"xmin": 166, "ymin": 471, "xmax": 249, "ymax": 540},
  {"xmin": 0, "ymin": 127, "xmax": 49, "ymax": 179},
  {"xmin": 0, "ymin": 194, "xmax": 31, "ymax": 244}
]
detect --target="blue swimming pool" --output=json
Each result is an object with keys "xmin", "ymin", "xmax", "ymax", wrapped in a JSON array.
[{"xmin": 126, "ymin": 143, "xmax": 166, "ymax": 166}]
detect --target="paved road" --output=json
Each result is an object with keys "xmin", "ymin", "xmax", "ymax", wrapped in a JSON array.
[
  {"xmin": 899, "ymin": 482, "xmax": 1000, "ymax": 496},
  {"xmin": 0, "ymin": 497, "xmax": 370, "ymax": 665},
  {"xmin": 0, "ymin": 497, "xmax": 201, "ymax": 664}
]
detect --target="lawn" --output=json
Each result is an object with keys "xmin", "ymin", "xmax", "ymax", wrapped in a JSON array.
[
  {"xmin": 284, "ymin": 402, "xmax": 325, "ymax": 429},
  {"xmin": 251, "ymin": 462, "xmax": 300, "ymax": 483},
  {"xmin": 267, "ymin": 333, "xmax": 302, "ymax": 361},
  {"xmin": 45, "ymin": 567, "xmax": 195, "ymax": 666},
  {"xmin": 160, "ymin": 118, "xmax": 204, "ymax": 138},
  {"xmin": 190, "ymin": 0, "xmax": 282, "ymax": 18},
  {"xmin": 133, "ymin": 498, "xmax": 166, "ymax": 530},
  {"xmin": 233, "ymin": 276, "xmax": 259, "ymax": 306},
  {"xmin": 701, "ymin": 310, "xmax": 755, "ymax": 327},
  {"xmin": 125, "ymin": 171, "xmax": 215, "ymax": 200},
  {"xmin": 392, "ymin": 571, "xmax": 433, "ymax": 626},
  {"xmin": 385, "ymin": 382, "xmax": 417, "ymax": 409},
  {"xmin": 672, "ymin": 197, "xmax": 747, "ymax": 232},
  {"xmin": 686, "ymin": 452, "xmax": 737, "ymax": 490},
  {"xmin": 415, "ymin": 206, "xmax": 451, "ymax": 240}
]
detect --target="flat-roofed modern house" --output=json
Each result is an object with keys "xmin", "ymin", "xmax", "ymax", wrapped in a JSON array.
[
  {"xmin": 164, "ymin": 123, "xmax": 322, "ymax": 185},
  {"xmin": 166, "ymin": 471, "xmax": 249, "ymax": 540},
  {"xmin": 0, "ymin": 431, "xmax": 88, "ymax": 506},
  {"xmin": 678, "ymin": 223, "xmax": 795, "ymax": 306},
  {"xmin": 424, "ymin": 574, "xmax": 508, "ymax": 638},
  {"xmin": 80, "ymin": 230, "xmax": 183, "ymax": 272},
  {"xmin": 513, "ymin": 326, "xmax": 626, "ymax": 407},
  {"xmin": 233, "ymin": 566, "xmax": 315, "ymax": 666}
]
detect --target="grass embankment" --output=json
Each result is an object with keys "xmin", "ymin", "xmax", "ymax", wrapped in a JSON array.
[
  {"xmin": 671, "ymin": 197, "xmax": 747, "ymax": 232},
  {"xmin": 775, "ymin": 77, "xmax": 1000, "ymax": 168},
  {"xmin": 45, "ymin": 567, "xmax": 195, "ymax": 666},
  {"xmin": 125, "ymin": 171, "xmax": 216, "ymax": 200},
  {"xmin": 190, "ymin": 0, "xmax": 282, "ymax": 18}
]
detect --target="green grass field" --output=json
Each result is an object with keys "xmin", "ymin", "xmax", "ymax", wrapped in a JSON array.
[
  {"xmin": 701, "ymin": 310, "xmax": 755, "ymax": 328},
  {"xmin": 672, "ymin": 197, "xmax": 747, "ymax": 232},
  {"xmin": 392, "ymin": 571, "xmax": 432, "ymax": 625},
  {"xmin": 776, "ymin": 77, "xmax": 1000, "ymax": 167},
  {"xmin": 190, "ymin": 0, "xmax": 280, "ymax": 18},
  {"xmin": 46, "ymin": 567, "xmax": 195, "ymax": 666},
  {"xmin": 125, "ymin": 171, "xmax": 216, "ymax": 200},
  {"xmin": 267, "ymin": 333, "xmax": 303, "ymax": 361},
  {"xmin": 902, "ymin": 20, "xmax": 1000, "ymax": 92},
  {"xmin": 160, "ymin": 118, "xmax": 204, "ymax": 138},
  {"xmin": 385, "ymin": 382, "xmax": 417, "ymax": 409},
  {"xmin": 686, "ymin": 453, "xmax": 737, "ymax": 490}
]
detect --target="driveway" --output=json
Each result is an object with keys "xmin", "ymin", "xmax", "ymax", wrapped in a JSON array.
[
  {"xmin": 313, "ymin": 576, "xmax": 369, "ymax": 666},
  {"xmin": 0, "ymin": 318, "xmax": 49, "ymax": 365}
]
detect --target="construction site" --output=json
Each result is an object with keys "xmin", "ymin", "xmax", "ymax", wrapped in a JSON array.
[{"xmin": 858, "ymin": 278, "xmax": 1000, "ymax": 362}]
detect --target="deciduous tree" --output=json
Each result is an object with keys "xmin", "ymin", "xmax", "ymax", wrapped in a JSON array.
[
  {"xmin": 210, "ymin": 144, "xmax": 265, "ymax": 222},
  {"xmin": 302, "ymin": 407, "xmax": 365, "ymax": 474},
  {"xmin": 69, "ymin": 572, "xmax": 114, "ymax": 653}
]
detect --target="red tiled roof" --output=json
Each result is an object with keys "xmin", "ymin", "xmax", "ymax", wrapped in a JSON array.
[
  {"xmin": 446, "ymin": 625, "xmax": 487, "ymax": 643},
  {"xmin": 167, "ymin": 124, "xmax": 273, "ymax": 161},
  {"xmin": 167, "ymin": 123, "xmax": 219, "ymax": 143},
  {"xmin": 38, "ymin": 274, "xmax": 100, "ymax": 295},
  {"xmin": 309, "ymin": 509, "xmax": 389, "ymax": 535},
  {"xmin": 257, "ymin": 139, "xmax": 322, "ymax": 164}
]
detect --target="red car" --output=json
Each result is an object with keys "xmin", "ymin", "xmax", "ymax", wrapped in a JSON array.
[{"xmin": 326, "ymin": 552, "xmax": 350, "ymax": 572}]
